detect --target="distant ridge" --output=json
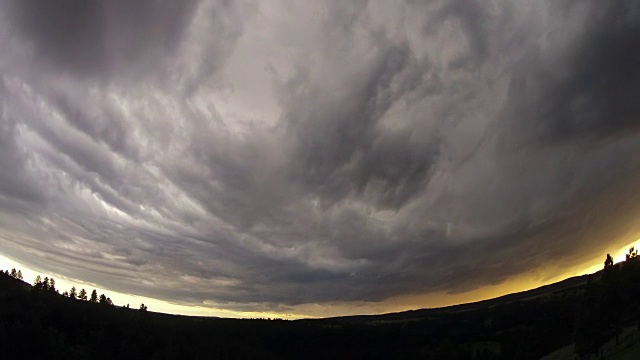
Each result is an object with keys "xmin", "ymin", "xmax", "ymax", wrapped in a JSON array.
[{"xmin": 325, "ymin": 273, "xmax": 591, "ymax": 323}]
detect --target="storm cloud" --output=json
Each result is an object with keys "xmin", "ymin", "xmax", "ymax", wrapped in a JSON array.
[{"xmin": 1, "ymin": 0, "xmax": 640, "ymax": 314}]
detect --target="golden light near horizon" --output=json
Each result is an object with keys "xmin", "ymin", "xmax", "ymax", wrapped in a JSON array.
[
  {"xmin": 575, "ymin": 239, "xmax": 640, "ymax": 278},
  {"xmin": 611, "ymin": 239, "xmax": 640, "ymax": 264},
  {"xmin": 4, "ymin": 237, "xmax": 640, "ymax": 320}
]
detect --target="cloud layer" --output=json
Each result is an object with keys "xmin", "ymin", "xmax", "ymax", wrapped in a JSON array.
[{"xmin": 1, "ymin": 0, "xmax": 640, "ymax": 313}]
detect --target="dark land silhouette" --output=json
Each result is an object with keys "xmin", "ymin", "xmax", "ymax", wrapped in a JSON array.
[{"xmin": 2, "ymin": 250, "xmax": 640, "ymax": 359}]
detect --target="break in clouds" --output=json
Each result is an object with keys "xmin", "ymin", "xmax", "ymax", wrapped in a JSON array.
[{"xmin": 1, "ymin": 0, "xmax": 640, "ymax": 312}]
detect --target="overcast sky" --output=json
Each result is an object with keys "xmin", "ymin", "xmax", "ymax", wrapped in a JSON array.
[{"xmin": 1, "ymin": 0, "xmax": 640, "ymax": 317}]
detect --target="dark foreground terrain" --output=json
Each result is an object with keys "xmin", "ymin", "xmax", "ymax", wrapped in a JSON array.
[{"xmin": 2, "ymin": 253, "xmax": 640, "ymax": 359}]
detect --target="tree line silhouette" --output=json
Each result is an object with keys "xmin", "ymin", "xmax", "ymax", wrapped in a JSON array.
[
  {"xmin": 3, "ymin": 249, "xmax": 640, "ymax": 359},
  {"xmin": 3, "ymin": 268, "xmax": 23, "ymax": 280},
  {"xmin": 4, "ymin": 268, "xmax": 147, "ymax": 311}
]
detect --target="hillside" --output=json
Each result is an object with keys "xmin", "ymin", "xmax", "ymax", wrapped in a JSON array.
[
  {"xmin": 329, "ymin": 273, "xmax": 590, "ymax": 324},
  {"xmin": 0, "ymin": 260, "xmax": 638, "ymax": 359}
]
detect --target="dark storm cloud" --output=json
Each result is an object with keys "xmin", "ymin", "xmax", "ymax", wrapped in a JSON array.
[
  {"xmin": 1, "ymin": 0, "xmax": 640, "ymax": 314},
  {"xmin": 503, "ymin": 1, "xmax": 640, "ymax": 146},
  {"xmin": 284, "ymin": 43, "xmax": 438, "ymax": 209},
  {"xmin": 4, "ymin": 0, "xmax": 198, "ymax": 78}
]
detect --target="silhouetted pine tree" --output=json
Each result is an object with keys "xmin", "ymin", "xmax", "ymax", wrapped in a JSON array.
[
  {"xmin": 90, "ymin": 289, "xmax": 98, "ymax": 303},
  {"xmin": 605, "ymin": 254, "xmax": 614, "ymax": 269}
]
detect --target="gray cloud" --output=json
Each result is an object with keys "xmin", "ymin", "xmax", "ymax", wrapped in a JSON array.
[
  {"xmin": 1, "ymin": 0, "xmax": 640, "ymax": 314},
  {"xmin": 501, "ymin": 1, "xmax": 640, "ymax": 146},
  {"xmin": 3, "ymin": 0, "xmax": 198, "ymax": 79}
]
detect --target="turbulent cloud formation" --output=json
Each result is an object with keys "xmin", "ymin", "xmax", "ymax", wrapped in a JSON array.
[{"xmin": 1, "ymin": 0, "xmax": 640, "ymax": 313}]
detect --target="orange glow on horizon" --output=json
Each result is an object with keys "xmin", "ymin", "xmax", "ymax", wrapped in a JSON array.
[{"xmin": 2, "ymin": 238, "xmax": 640, "ymax": 320}]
